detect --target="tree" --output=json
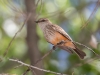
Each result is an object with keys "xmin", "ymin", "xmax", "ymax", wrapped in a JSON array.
[{"xmin": 25, "ymin": 0, "xmax": 44, "ymax": 75}]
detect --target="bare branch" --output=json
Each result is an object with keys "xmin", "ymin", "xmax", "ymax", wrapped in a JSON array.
[
  {"xmin": 30, "ymin": 67, "xmax": 37, "ymax": 75},
  {"xmin": 74, "ymin": 55, "xmax": 100, "ymax": 67},
  {"xmin": 3, "ymin": 14, "xmax": 31, "ymax": 57},
  {"xmin": 22, "ymin": 48, "xmax": 54, "ymax": 75},
  {"xmin": 9, "ymin": 59, "xmax": 67, "ymax": 75},
  {"xmin": 34, "ymin": 49, "xmax": 53, "ymax": 65},
  {"xmin": 81, "ymin": 0, "xmax": 100, "ymax": 29},
  {"xmin": 14, "ymin": 64, "xmax": 23, "ymax": 69},
  {"xmin": 7, "ymin": 0, "xmax": 25, "ymax": 16},
  {"xmin": 3, "ymin": 0, "xmax": 41, "ymax": 58},
  {"xmin": 23, "ymin": 68, "xmax": 30, "ymax": 75},
  {"xmin": 74, "ymin": 41, "xmax": 99, "ymax": 56},
  {"xmin": 36, "ymin": 0, "xmax": 43, "ymax": 19}
]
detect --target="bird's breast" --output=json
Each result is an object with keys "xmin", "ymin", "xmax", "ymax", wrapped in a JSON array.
[
  {"xmin": 44, "ymin": 29, "xmax": 67, "ymax": 45},
  {"xmin": 43, "ymin": 28, "xmax": 55, "ymax": 42}
]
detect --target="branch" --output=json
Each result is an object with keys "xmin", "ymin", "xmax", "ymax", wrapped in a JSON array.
[
  {"xmin": 34, "ymin": 49, "xmax": 53, "ymax": 65},
  {"xmin": 3, "ymin": 0, "xmax": 40, "ymax": 58},
  {"xmin": 22, "ymin": 49, "xmax": 53, "ymax": 75},
  {"xmin": 3, "ymin": 14, "xmax": 31, "ymax": 57},
  {"xmin": 81, "ymin": 0, "xmax": 100, "ymax": 29},
  {"xmin": 9, "ymin": 59, "xmax": 67, "ymax": 75},
  {"xmin": 74, "ymin": 41, "xmax": 99, "ymax": 56},
  {"xmin": 74, "ymin": 55, "xmax": 100, "ymax": 67}
]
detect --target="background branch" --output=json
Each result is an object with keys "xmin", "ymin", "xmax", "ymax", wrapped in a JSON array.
[
  {"xmin": 3, "ymin": 0, "xmax": 40, "ymax": 58},
  {"xmin": 81, "ymin": 0, "xmax": 100, "ymax": 29},
  {"xmin": 22, "ymin": 49, "xmax": 53, "ymax": 75},
  {"xmin": 9, "ymin": 58, "xmax": 67, "ymax": 75}
]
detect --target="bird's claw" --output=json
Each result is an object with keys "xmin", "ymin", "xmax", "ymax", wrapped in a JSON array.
[
  {"xmin": 57, "ymin": 40, "xmax": 66, "ymax": 45},
  {"xmin": 53, "ymin": 40, "xmax": 66, "ymax": 50},
  {"xmin": 53, "ymin": 46, "xmax": 56, "ymax": 50}
]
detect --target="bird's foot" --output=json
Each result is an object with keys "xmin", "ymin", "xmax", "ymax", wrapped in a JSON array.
[
  {"xmin": 53, "ymin": 45, "xmax": 56, "ymax": 50},
  {"xmin": 57, "ymin": 40, "xmax": 66, "ymax": 45},
  {"xmin": 53, "ymin": 40, "xmax": 66, "ymax": 50}
]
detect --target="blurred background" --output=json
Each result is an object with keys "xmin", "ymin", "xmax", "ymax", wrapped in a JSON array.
[{"xmin": 0, "ymin": 0, "xmax": 100, "ymax": 75}]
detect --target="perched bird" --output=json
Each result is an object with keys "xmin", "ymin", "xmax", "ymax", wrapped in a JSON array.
[{"xmin": 35, "ymin": 18, "xmax": 86, "ymax": 59}]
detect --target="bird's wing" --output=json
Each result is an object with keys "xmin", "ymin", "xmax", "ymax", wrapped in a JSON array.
[
  {"xmin": 51, "ymin": 24, "xmax": 74, "ymax": 53},
  {"xmin": 46, "ymin": 24, "xmax": 74, "ymax": 53},
  {"xmin": 51, "ymin": 24, "xmax": 73, "ymax": 41}
]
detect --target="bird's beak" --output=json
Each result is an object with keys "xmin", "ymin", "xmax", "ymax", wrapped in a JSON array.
[{"xmin": 35, "ymin": 21, "xmax": 38, "ymax": 23}]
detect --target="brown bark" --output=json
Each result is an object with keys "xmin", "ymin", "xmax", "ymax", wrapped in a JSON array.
[{"xmin": 25, "ymin": 0, "xmax": 44, "ymax": 75}]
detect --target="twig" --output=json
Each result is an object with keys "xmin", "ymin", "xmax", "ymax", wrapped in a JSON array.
[
  {"xmin": 9, "ymin": 59, "xmax": 67, "ymax": 75},
  {"xmin": 81, "ymin": 0, "xmax": 100, "ymax": 29},
  {"xmin": 22, "ymin": 64, "xmax": 38, "ymax": 75},
  {"xmin": 34, "ymin": 49, "xmax": 53, "ymax": 65},
  {"xmin": 3, "ymin": 14, "xmax": 31, "ymax": 57},
  {"xmin": 31, "ymin": 70, "xmax": 37, "ymax": 75},
  {"xmin": 22, "ymin": 49, "xmax": 54, "ymax": 75},
  {"xmin": 22, "ymin": 41, "xmax": 64, "ymax": 75},
  {"xmin": 73, "ymin": 41, "xmax": 99, "ymax": 56},
  {"xmin": 7, "ymin": 0, "xmax": 24, "ymax": 15},
  {"xmin": 75, "ymin": 55, "xmax": 100, "ymax": 67},
  {"xmin": 23, "ymin": 68, "xmax": 30, "ymax": 75},
  {"xmin": 45, "ymin": 10, "xmax": 70, "ymax": 19},
  {"xmin": 22, "ymin": 43, "xmax": 63, "ymax": 75},
  {"xmin": 14, "ymin": 64, "xmax": 23, "ymax": 69},
  {"xmin": 33, "ymin": 43, "xmax": 64, "ymax": 66},
  {"xmin": 3, "ymin": 0, "xmax": 40, "ymax": 57},
  {"xmin": 34, "ymin": 0, "xmax": 43, "ymax": 20},
  {"xmin": 30, "ymin": 67, "xmax": 37, "ymax": 75}
]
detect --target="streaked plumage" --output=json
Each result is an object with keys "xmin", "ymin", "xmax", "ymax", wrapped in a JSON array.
[{"xmin": 35, "ymin": 18, "xmax": 86, "ymax": 59}]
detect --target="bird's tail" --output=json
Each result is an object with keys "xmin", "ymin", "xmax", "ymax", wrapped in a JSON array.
[
  {"xmin": 71, "ymin": 42, "xmax": 86, "ymax": 59},
  {"xmin": 58, "ymin": 41, "xmax": 86, "ymax": 59},
  {"xmin": 60, "ymin": 45, "xmax": 86, "ymax": 59},
  {"xmin": 73, "ymin": 46, "xmax": 86, "ymax": 59}
]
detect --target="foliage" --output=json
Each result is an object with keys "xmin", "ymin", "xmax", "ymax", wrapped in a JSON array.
[{"xmin": 0, "ymin": 0, "xmax": 100, "ymax": 75}]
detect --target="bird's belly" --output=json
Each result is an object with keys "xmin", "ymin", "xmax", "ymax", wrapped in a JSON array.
[
  {"xmin": 50, "ymin": 32, "xmax": 75, "ymax": 49},
  {"xmin": 45, "ymin": 31, "xmax": 67, "ymax": 45},
  {"xmin": 44, "ymin": 30, "xmax": 55, "ymax": 43},
  {"xmin": 44, "ymin": 30, "xmax": 75, "ymax": 49},
  {"xmin": 51, "ymin": 32, "xmax": 67, "ymax": 45}
]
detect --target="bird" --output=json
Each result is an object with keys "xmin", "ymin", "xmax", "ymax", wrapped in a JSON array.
[{"xmin": 35, "ymin": 18, "xmax": 86, "ymax": 59}]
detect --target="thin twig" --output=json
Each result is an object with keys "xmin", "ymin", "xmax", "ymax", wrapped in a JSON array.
[
  {"xmin": 7, "ymin": 0, "xmax": 24, "ymax": 15},
  {"xmin": 22, "ymin": 43, "xmax": 62, "ymax": 75},
  {"xmin": 81, "ymin": 0, "xmax": 100, "ymax": 29},
  {"xmin": 34, "ymin": 0, "xmax": 42, "ymax": 20},
  {"xmin": 23, "ymin": 67, "xmax": 38, "ymax": 75},
  {"xmin": 34, "ymin": 49, "xmax": 53, "ymax": 65},
  {"xmin": 73, "ymin": 41, "xmax": 99, "ymax": 56},
  {"xmin": 9, "ymin": 59, "xmax": 67, "ymax": 75},
  {"xmin": 22, "ymin": 49, "xmax": 54, "ymax": 75},
  {"xmin": 45, "ymin": 10, "xmax": 71, "ymax": 19},
  {"xmin": 3, "ymin": 0, "xmax": 40, "ymax": 57},
  {"xmin": 75, "ymin": 55, "xmax": 100, "ymax": 67},
  {"xmin": 23, "ymin": 68, "xmax": 30, "ymax": 75},
  {"xmin": 22, "ymin": 41, "xmax": 64, "ymax": 74},
  {"xmin": 14, "ymin": 64, "xmax": 23, "ymax": 69},
  {"xmin": 30, "ymin": 67, "xmax": 37, "ymax": 75},
  {"xmin": 35, "ymin": 0, "xmax": 43, "ymax": 20},
  {"xmin": 3, "ymin": 14, "xmax": 31, "ymax": 57}
]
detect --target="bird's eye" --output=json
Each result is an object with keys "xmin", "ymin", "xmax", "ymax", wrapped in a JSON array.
[{"xmin": 42, "ymin": 20, "xmax": 45, "ymax": 22}]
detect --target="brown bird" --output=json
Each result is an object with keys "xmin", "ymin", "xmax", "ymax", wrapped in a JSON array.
[{"xmin": 35, "ymin": 18, "xmax": 86, "ymax": 59}]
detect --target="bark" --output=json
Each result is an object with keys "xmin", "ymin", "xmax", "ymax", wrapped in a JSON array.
[{"xmin": 25, "ymin": 0, "xmax": 44, "ymax": 75}]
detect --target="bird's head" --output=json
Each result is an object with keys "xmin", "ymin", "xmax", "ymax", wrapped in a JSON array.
[{"xmin": 35, "ymin": 18, "xmax": 51, "ymax": 25}]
